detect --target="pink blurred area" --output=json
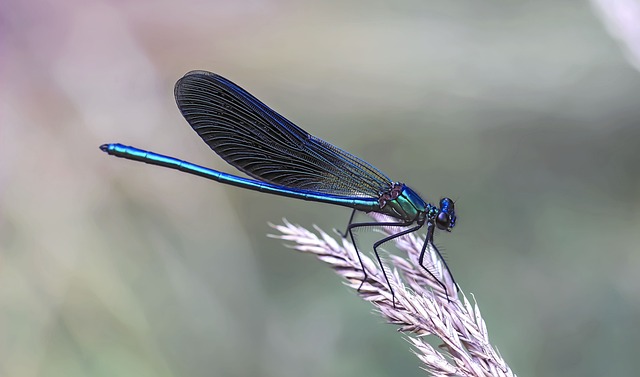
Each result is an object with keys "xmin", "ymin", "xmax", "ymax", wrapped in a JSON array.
[
  {"xmin": 592, "ymin": 0, "xmax": 640, "ymax": 71},
  {"xmin": 1, "ymin": 2, "xmax": 310, "ymax": 376}
]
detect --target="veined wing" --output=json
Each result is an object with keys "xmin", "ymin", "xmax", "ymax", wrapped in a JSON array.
[{"xmin": 174, "ymin": 71, "xmax": 392, "ymax": 198}]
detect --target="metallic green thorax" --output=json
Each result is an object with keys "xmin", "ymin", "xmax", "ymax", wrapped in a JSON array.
[{"xmin": 378, "ymin": 183, "xmax": 431, "ymax": 223}]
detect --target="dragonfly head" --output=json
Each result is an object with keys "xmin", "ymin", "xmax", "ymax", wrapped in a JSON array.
[{"xmin": 435, "ymin": 197, "xmax": 456, "ymax": 232}]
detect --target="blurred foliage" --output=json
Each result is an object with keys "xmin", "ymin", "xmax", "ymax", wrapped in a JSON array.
[{"xmin": 2, "ymin": 0, "xmax": 640, "ymax": 376}]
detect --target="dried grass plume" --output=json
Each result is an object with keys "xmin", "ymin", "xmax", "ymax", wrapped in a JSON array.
[{"xmin": 269, "ymin": 217, "xmax": 516, "ymax": 377}]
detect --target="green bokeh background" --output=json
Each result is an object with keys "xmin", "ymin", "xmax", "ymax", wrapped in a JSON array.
[{"xmin": 3, "ymin": 1, "xmax": 640, "ymax": 376}]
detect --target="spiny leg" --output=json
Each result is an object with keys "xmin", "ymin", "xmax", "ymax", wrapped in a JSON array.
[
  {"xmin": 337, "ymin": 209, "xmax": 402, "ymax": 289},
  {"xmin": 343, "ymin": 219, "xmax": 413, "ymax": 292},
  {"xmin": 371, "ymin": 224, "xmax": 422, "ymax": 308},
  {"xmin": 337, "ymin": 210, "xmax": 368, "ymax": 290},
  {"xmin": 425, "ymin": 222, "xmax": 459, "ymax": 292},
  {"xmin": 338, "ymin": 209, "xmax": 357, "ymax": 238},
  {"xmin": 418, "ymin": 222, "xmax": 459, "ymax": 301}
]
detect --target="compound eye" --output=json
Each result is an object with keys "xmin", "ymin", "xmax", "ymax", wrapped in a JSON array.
[
  {"xmin": 436, "ymin": 212, "xmax": 450, "ymax": 230},
  {"xmin": 440, "ymin": 198, "xmax": 454, "ymax": 210}
]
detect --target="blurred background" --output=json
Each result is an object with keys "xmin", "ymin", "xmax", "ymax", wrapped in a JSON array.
[{"xmin": 2, "ymin": 0, "xmax": 640, "ymax": 376}]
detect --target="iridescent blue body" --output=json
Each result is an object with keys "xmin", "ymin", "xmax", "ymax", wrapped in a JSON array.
[
  {"xmin": 101, "ymin": 71, "xmax": 458, "ymax": 303},
  {"xmin": 101, "ymin": 143, "xmax": 382, "ymax": 212}
]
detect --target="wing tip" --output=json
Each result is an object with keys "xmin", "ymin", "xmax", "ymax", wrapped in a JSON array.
[{"xmin": 175, "ymin": 70, "xmax": 216, "ymax": 98}]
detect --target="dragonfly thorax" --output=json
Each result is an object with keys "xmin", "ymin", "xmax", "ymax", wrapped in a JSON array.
[
  {"xmin": 377, "ymin": 184, "xmax": 457, "ymax": 232},
  {"xmin": 378, "ymin": 183, "xmax": 428, "ymax": 222}
]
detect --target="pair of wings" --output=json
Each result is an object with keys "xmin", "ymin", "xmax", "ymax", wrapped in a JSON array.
[{"xmin": 174, "ymin": 70, "xmax": 392, "ymax": 198}]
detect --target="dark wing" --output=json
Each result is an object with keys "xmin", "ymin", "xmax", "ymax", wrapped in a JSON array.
[{"xmin": 174, "ymin": 70, "xmax": 392, "ymax": 198}]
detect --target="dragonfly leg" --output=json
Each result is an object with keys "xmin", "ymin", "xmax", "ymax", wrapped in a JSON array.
[
  {"xmin": 371, "ymin": 224, "xmax": 422, "ymax": 308},
  {"xmin": 419, "ymin": 222, "xmax": 459, "ymax": 302},
  {"xmin": 342, "ymin": 215, "xmax": 411, "ymax": 292},
  {"xmin": 345, "ymin": 219, "xmax": 415, "ymax": 307},
  {"xmin": 337, "ymin": 210, "xmax": 369, "ymax": 291},
  {"xmin": 338, "ymin": 209, "xmax": 357, "ymax": 238}
]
